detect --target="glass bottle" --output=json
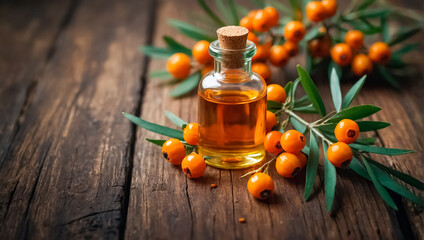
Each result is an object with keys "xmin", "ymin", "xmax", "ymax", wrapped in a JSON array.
[{"xmin": 198, "ymin": 26, "xmax": 267, "ymax": 169}]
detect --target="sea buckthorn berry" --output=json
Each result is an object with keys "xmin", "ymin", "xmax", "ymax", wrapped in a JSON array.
[
  {"xmin": 248, "ymin": 10, "xmax": 258, "ymax": 19},
  {"xmin": 247, "ymin": 32, "xmax": 259, "ymax": 45},
  {"xmin": 321, "ymin": 0, "xmax": 338, "ymax": 18},
  {"xmin": 167, "ymin": 53, "xmax": 191, "ymax": 79},
  {"xmin": 295, "ymin": 152, "xmax": 308, "ymax": 168},
  {"xmin": 331, "ymin": 43, "xmax": 352, "ymax": 66},
  {"xmin": 264, "ymin": 131, "xmax": 284, "ymax": 155},
  {"xmin": 283, "ymin": 41, "xmax": 299, "ymax": 57},
  {"xmin": 284, "ymin": 21, "xmax": 306, "ymax": 42},
  {"xmin": 247, "ymin": 172, "xmax": 275, "ymax": 199},
  {"xmin": 308, "ymin": 34, "xmax": 332, "ymax": 58},
  {"xmin": 281, "ymin": 130, "xmax": 306, "ymax": 153},
  {"xmin": 264, "ymin": 7, "xmax": 279, "ymax": 27},
  {"xmin": 240, "ymin": 17, "xmax": 253, "ymax": 31},
  {"xmin": 252, "ymin": 44, "xmax": 270, "ymax": 62},
  {"xmin": 334, "ymin": 119, "xmax": 359, "ymax": 144},
  {"xmin": 267, "ymin": 84, "xmax": 286, "ymax": 103},
  {"xmin": 326, "ymin": 142, "xmax": 353, "ymax": 168},
  {"xmin": 252, "ymin": 63, "xmax": 271, "ymax": 83},
  {"xmin": 162, "ymin": 138, "xmax": 186, "ymax": 165},
  {"xmin": 181, "ymin": 153, "xmax": 206, "ymax": 178},
  {"xmin": 352, "ymin": 54, "xmax": 373, "ymax": 76},
  {"xmin": 192, "ymin": 40, "xmax": 212, "ymax": 65},
  {"xmin": 345, "ymin": 30, "xmax": 364, "ymax": 49},
  {"xmin": 276, "ymin": 152, "xmax": 302, "ymax": 178},
  {"xmin": 369, "ymin": 42, "xmax": 391, "ymax": 65},
  {"xmin": 270, "ymin": 45, "xmax": 290, "ymax": 67},
  {"xmin": 201, "ymin": 63, "xmax": 214, "ymax": 76},
  {"xmin": 266, "ymin": 111, "xmax": 278, "ymax": 133},
  {"xmin": 306, "ymin": 1, "xmax": 326, "ymax": 22},
  {"xmin": 252, "ymin": 10, "xmax": 270, "ymax": 32},
  {"xmin": 183, "ymin": 122, "xmax": 199, "ymax": 145}
]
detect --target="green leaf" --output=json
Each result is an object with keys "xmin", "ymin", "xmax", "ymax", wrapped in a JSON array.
[
  {"xmin": 293, "ymin": 104, "xmax": 318, "ymax": 114},
  {"xmin": 362, "ymin": 156, "xmax": 398, "ymax": 210},
  {"xmin": 348, "ymin": 19, "xmax": 381, "ymax": 35},
  {"xmin": 306, "ymin": 50, "xmax": 312, "ymax": 73},
  {"xmin": 350, "ymin": 157, "xmax": 371, "ymax": 180},
  {"xmin": 350, "ymin": 143, "xmax": 415, "ymax": 155},
  {"xmin": 304, "ymin": 27, "xmax": 324, "ymax": 41},
  {"xmin": 267, "ymin": 100, "xmax": 283, "ymax": 112},
  {"xmin": 330, "ymin": 68, "xmax": 342, "ymax": 112},
  {"xmin": 268, "ymin": 0, "xmax": 292, "ymax": 15},
  {"xmin": 344, "ymin": 9, "xmax": 391, "ymax": 21},
  {"xmin": 165, "ymin": 111, "xmax": 188, "ymax": 128},
  {"xmin": 146, "ymin": 138, "xmax": 166, "ymax": 147},
  {"xmin": 284, "ymin": 81, "xmax": 293, "ymax": 96},
  {"xmin": 250, "ymin": 0, "xmax": 265, "ymax": 8},
  {"xmin": 123, "ymin": 112, "xmax": 184, "ymax": 140},
  {"xmin": 356, "ymin": 137, "xmax": 377, "ymax": 145},
  {"xmin": 381, "ymin": 16, "xmax": 390, "ymax": 43},
  {"xmin": 294, "ymin": 95, "xmax": 311, "ymax": 107},
  {"xmin": 289, "ymin": 0, "xmax": 301, "ymax": 20},
  {"xmin": 341, "ymin": 75, "xmax": 366, "ymax": 109},
  {"xmin": 290, "ymin": 116, "xmax": 307, "ymax": 134},
  {"xmin": 216, "ymin": 0, "xmax": 233, "ymax": 24},
  {"xmin": 163, "ymin": 36, "xmax": 192, "ymax": 56},
  {"xmin": 170, "ymin": 71, "xmax": 201, "ymax": 97},
  {"xmin": 370, "ymin": 164, "xmax": 424, "ymax": 206},
  {"xmin": 168, "ymin": 19, "xmax": 215, "ymax": 42},
  {"xmin": 357, "ymin": 121, "xmax": 391, "ymax": 132},
  {"xmin": 357, "ymin": 0, "xmax": 375, "ymax": 10},
  {"xmin": 323, "ymin": 142, "xmax": 337, "ymax": 212},
  {"xmin": 392, "ymin": 43, "xmax": 420, "ymax": 59},
  {"xmin": 140, "ymin": 46, "xmax": 174, "ymax": 58},
  {"xmin": 235, "ymin": 4, "xmax": 250, "ymax": 16},
  {"xmin": 389, "ymin": 26, "xmax": 421, "ymax": 46},
  {"xmin": 149, "ymin": 70, "xmax": 172, "ymax": 79},
  {"xmin": 227, "ymin": 0, "xmax": 239, "ymax": 25},
  {"xmin": 304, "ymin": 132, "xmax": 320, "ymax": 201},
  {"xmin": 377, "ymin": 65, "xmax": 400, "ymax": 88},
  {"xmin": 197, "ymin": 0, "xmax": 226, "ymax": 26},
  {"xmin": 328, "ymin": 61, "xmax": 342, "ymax": 80},
  {"xmin": 327, "ymin": 105, "xmax": 381, "ymax": 123},
  {"xmin": 297, "ymin": 65, "xmax": 326, "ymax": 117},
  {"xmin": 366, "ymin": 157, "xmax": 424, "ymax": 190}
]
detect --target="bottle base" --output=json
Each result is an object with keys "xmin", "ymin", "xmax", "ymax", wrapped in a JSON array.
[{"xmin": 198, "ymin": 145, "xmax": 266, "ymax": 169}]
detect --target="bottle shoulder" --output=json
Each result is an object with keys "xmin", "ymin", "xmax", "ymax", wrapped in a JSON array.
[{"xmin": 199, "ymin": 71, "xmax": 267, "ymax": 94}]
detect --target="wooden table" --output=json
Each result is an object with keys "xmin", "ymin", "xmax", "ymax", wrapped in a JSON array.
[{"xmin": 0, "ymin": 0, "xmax": 423, "ymax": 239}]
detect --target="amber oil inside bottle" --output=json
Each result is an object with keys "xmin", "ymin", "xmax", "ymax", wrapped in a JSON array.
[{"xmin": 198, "ymin": 34, "xmax": 267, "ymax": 169}]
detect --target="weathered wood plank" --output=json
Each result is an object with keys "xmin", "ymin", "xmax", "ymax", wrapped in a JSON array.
[{"xmin": 0, "ymin": 0, "xmax": 153, "ymax": 238}]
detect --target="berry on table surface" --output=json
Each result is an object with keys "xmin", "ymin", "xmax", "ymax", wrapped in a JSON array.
[
  {"xmin": 182, "ymin": 153, "xmax": 206, "ymax": 178},
  {"xmin": 247, "ymin": 172, "xmax": 275, "ymax": 199},
  {"xmin": 183, "ymin": 122, "xmax": 199, "ymax": 145},
  {"xmin": 167, "ymin": 53, "xmax": 191, "ymax": 79},
  {"xmin": 162, "ymin": 138, "xmax": 186, "ymax": 165},
  {"xmin": 264, "ymin": 131, "xmax": 284, "ymax": 155}
]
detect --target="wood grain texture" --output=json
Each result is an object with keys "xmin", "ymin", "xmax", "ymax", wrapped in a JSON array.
[{"xmin": 0, "ymin": 0, "xmax": 153, "ymax": 238}]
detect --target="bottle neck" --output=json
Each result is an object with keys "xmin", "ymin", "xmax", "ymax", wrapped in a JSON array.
[{"xmin": 213, "ymin": 58, "xmax": 252, "ymax": 76}]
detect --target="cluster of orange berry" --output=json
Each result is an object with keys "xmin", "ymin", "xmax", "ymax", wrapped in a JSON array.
[
  {"xmin": 239, "ymin": 7, "xmax": 306, "ymax": 83},
  {"xmin": 326, "ymin": 119, "xmax": 360, "ymax": 167},
  {"xmin": 161, "ymin": 123, "xmax": 206, "ymax": 178},
  {"xmin": 166, "ymin": 40, "xmax": 214, "ymax": 80}
]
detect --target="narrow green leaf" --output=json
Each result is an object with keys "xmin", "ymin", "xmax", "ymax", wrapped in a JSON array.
[
  {"xmin": 227, "ymin": 0, "xmax": 239, "ymax": 25},
  {"xmin": 392, "ymin": 43, "xmax": 420, "ymax": 59},
  {"xmin": 267, "ymin": 100, "xmax": 283, "ymax": 112},
  {"xmin": 366, "ymin": 157, "xmax": 424, "ymax": 190},
  {"xmin": 330, "ymin": 68, "xmax": 342, "ymax": 112},
  {"xmin": 268, "ymin": 0, "xmax": 292, "ymax": 15},
  {"xmin": 348, "ymin": 19, "xmax": 381, "ymax": 35},
  {"xmin": 328, "ymin": 61, "xmax": 342, "ymax": 80},
  {"xmin": 327, "ymin": 105, "xmax": 381, "ymax": 123},
  {"xmin": 350, "ymin": 143, "xmax": 415, "ymax": 155},
  {"xmin": 355, "ymin": 137, "xmax": 377, "ymax": 145},
  {"xmin": 289, "ymin": 0, "xmax": 301, "ymax": 20},
  {"xmin": 306, "ymin": 50, "xmax": 312, "ymax": 73},
  {"xmin": 235, "ymin": 4, "xmax": 250, "ymax": 16},
  {"xmin": 323, "ymin": 142, "xmax": 337, "ymax": 212},
  {"xmin": 140, "ymin": 46, "xmax": 174, "ymax": 58},
  {"xmin": 250, "ymin": 0, "xmax": 265, "ymax": 8},
  {"xmin": 362, "ymin": 156, "xmax": 398, "ymax": 210},
  {"xmin": 163, "ymin": 36, "xmax": 192, "ymax": 56},
  {"xmin": 297, "ymin": 65, "xmax": 326, "ymax": 116},
  {"xmin": 389, "ymin": 26, "xmax": 421, "ymax": 46},
  {"xmin": 377, "ymin": 65, "xmax": 400, "ymax": 88},
  {"xmin": 304, "ymin": 27, "xmax": 324, "ymax": 41},
  {"xmin": 170, "ymin": 71, "xmax": 201, "ymax": 97},
  {"xmin": 123, "ymin": 112, "xmax": 184, "ymax": 140},
  {"xmin": 370, "ymin": 164, "xmax": 424, "ymax": 206},
  {"xmin": 304, "ymin": 132, "xmax": 320, "ymax": 201},
  {"xmin": 168, "ymin": 19, "xmax": 215, "ymax": 42},
  {"xmin": 197, "ymin": 0, "xmax": 226, "ymax": 26},
  {"xmin": 341, "ymin": 75, "xmax": 366, "ymax": 109},
  {"xmin": 357, "ymin": 121, "xmax": 391, "ymax": 132},
  {"xmin": 216, "ymin": 0, "xmax": 233, "ymax": 24},
  {"xmin": 357, "ymin": 0, "xmax": 375, "ymax": 10},
  {"xmin": 290, "ymin": 116, "xmax": 307, "ymax": 134},
  {"xmin": 350, "ymin": 157, "xmax": 371, "ymax": 180},
  {"xmin": 165, "ymin": 111, "xmax": 188, "ymax": 128},
  {"xmin": 284, "ymin": 81, "xmax": 293, "ymax": 96},
  {"xmin": 293, "ymin": 104, "xmax": 318, "ymax": 114},
  {"xmin": 344, "ymin": 9, "xmax": 391, "ymax": 21},
  {"xmin": 294, "ymin": 95, "xmax": 311, "ymax": 107},
  {"xmin": 149, "ymin": 70, "xmax": 172, "ymax": 79},
  {"xmin": 146, "ymin": 138, "xmax": 166, "ymax": 147},
  {"xmin": 381, "ymin": 16, "xmax": 390, "ymax": 43}
]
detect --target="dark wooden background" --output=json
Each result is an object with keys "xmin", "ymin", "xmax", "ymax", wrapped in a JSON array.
[{"xmin": 0, "ymin": 0, "xmax": 423, "ymax": 239}]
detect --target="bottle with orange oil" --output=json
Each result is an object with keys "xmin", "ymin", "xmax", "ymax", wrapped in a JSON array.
[{"xmin": 198, "ymin": 26, "xmax": 267, "ymax": 169}]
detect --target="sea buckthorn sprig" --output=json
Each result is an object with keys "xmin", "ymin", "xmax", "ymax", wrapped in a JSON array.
[
  {"xmin": 140, "ymin": 0, "xmax": 421, "ymax": 95},
  {"xmin": 242, "ymin": 65, "xmax": 423, "ymax": 211}
]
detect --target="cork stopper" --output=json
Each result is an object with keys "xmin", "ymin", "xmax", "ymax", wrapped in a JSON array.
[{"xmin": 216, "ymin": 26, "xmax": 249, "ymax": 69}]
